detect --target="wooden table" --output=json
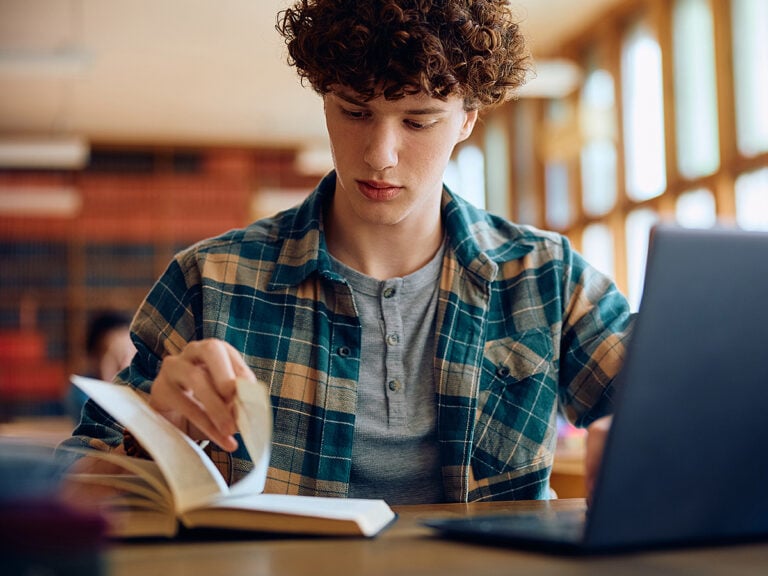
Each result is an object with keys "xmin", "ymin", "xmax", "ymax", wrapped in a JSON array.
[
  {"xmin": 0, "ymin": 415, "xmax": 75, "ymax": 447},
  {"xmin": 108, "ymin": 499, "xmax": 768, "ymax": 576}
]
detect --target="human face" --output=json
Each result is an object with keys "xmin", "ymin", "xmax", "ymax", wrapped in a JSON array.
[
  {"xmin": 323, "ymin": 89, "xmax": 478, "ymax": 230},
  {"xmin": 96, "ymin": 327, "xmax": 135, "ymax": 381}
]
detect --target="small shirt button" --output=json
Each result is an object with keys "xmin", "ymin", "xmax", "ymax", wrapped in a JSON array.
[
  {"xmin": 388, "ymin": 379, "xmax": 402, "ymax": 392},
  {"xmin": 386, "ymin": 333, "xmax": 400, "ymax": 346},
  {"xmin": 496, "ymin": 365, "xmax": 510, "ymax": 378},
  {"xmin": 337, "ymin": 346, "xmax": 351, "ymax": 357},
  {"xmin": 382, "ymin": 287, "xmax": 396, "ymax": 298}
]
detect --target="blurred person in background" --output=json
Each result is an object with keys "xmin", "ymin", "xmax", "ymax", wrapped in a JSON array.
[{"xmin": 66, "ymin": 310, "xmax": 135, "ymax": 423}]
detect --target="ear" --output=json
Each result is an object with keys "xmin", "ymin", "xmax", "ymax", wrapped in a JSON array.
[{"xmin": 457, "ymin": 109, "xmax": 479, "ymax": 143}]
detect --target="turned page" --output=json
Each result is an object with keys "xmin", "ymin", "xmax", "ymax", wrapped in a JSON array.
[
  {"xmin": 227, "ymin": 377, "xmax": 272, "ymax": 496},
  {"xmin": 71, "ymin": 375, "xmax": 228, "ymax": 511}
]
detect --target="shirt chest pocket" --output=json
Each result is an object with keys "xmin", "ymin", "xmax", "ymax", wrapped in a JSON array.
[{"xmin": 472, "ymin": 329, "xmax": 558, "ymax": 480}]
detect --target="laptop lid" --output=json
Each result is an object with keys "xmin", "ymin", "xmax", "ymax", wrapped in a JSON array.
[{"xmin": 585, "ymin": 224, "xmax": 768, "ymax": 550}]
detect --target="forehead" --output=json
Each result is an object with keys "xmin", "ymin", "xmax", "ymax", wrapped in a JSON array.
[{"xmin": 330, "ymin": 88, "xmax": 463, "ymax": 113}]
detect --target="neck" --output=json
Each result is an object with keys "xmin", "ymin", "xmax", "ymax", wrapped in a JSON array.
[{"xmin": 325, "ymin": 209, "xmax": 444, "ymax": 280}]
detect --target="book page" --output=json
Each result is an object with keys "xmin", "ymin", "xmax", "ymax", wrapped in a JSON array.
[
  {"xmin": 71, "ymin": 375, "xmax": 228, "ymax": 512},
  {"xmin": 188, "ymin": 493, "xmax": 396, "ymax": 537},
  {"xmin": 66, "ymin": 473, "xmax": 170, "ymax": 508},
  {"xmin": 227, "ymin": 378, "xmax": 272, "ymax": 497},
  {"xmin": 60, "ymin": 445, "xmax": 173, "ymax": 502}
]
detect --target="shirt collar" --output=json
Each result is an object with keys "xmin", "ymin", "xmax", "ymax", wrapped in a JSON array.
[
  {"xmin": 268, "ymin": 171, "xmax": 535, "ymax": 289},
  {"xmin": 268, "ymin": 171, "xmax": 338, "ymax": 289}
]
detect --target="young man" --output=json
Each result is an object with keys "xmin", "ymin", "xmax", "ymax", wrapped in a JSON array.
[{"xmin": 67, "ymin": 0, "xmax": 632, "ymax": 504}]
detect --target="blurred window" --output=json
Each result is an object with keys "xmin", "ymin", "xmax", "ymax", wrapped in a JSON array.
[
  {"xmin": 545, "ymin": 161, "xmax": 571, "ymax": 229},
  {"xmin": 735, "ymin": 168, "xmax": 768, "ymax": 231},
  {"xmin": 622, "ymin": 20, "xmax": 667, "ymax": 201},
  {"xmin": 675, "ymin": 189, "xmax": 717, "ymax": 228},
  {"xmin": 580, "ymin": 68, "xmax": 618, "ymax": 216},
  {"xmin": 732, "ymin": 0, "xmax": 768, "ymax": 156},
  {"xmin": 673, "ymin": 0, "xmax": 720, "ymax": 178},
  {"xmin": 625, "ymin": 208, "xmax": 659, "ymax": 310},
  {"xmin": 445, "ymin": 145, "xmax": 486, "ymax": 209},
  {"xmin": 581, "ymin": 223, "xmax": 615, "ymax": 279},
  {"xmin": 581, "ymin": 141, "xmax": 617, "ymax": 217}
]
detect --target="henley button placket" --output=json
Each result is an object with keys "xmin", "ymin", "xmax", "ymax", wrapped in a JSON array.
[{"xmin": 381, "ymin": 279, "xmax": 406, "ymax": 425}]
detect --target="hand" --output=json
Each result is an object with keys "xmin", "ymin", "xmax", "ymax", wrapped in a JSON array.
[
  {"xmin": 150, "ymin": 339, "xmax": 256, "ymax": 452},
  {"xmin": 584, "ymin": 415, "xmax": 612, "ymax": 503}
]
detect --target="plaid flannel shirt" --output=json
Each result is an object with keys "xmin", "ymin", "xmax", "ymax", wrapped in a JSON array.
[{"xmin": 69, "ymin": 171, "xmax": 632, "ymax": 502}]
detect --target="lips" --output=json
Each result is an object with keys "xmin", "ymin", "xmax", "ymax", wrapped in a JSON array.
[{"xmin": 357, "ymin": 179, "xmax": 402, "ymax": 201}]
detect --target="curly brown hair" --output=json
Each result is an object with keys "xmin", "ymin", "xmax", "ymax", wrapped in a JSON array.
[{"xmin": 276, "ymin": 0, "xmax": 531, "ymax": 110}]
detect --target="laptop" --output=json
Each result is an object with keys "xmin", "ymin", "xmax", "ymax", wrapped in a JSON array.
[{"xmin": 424, "ymin": 225, "xmax": 768, "ymax": 553}]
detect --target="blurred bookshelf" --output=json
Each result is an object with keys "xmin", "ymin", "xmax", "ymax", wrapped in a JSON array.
[{"xmin": 0, "ymin": 145, "xmax": 318, "ymax": 416}]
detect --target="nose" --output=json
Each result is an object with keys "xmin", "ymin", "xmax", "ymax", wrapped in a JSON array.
[{"xmin": 363, "ymin": 121, "xmax": 398, "ymax": 171}]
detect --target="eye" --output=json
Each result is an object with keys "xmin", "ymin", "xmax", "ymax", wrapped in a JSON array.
[
  {"xmin": 405, "ymin": 119, "xmax": 437, "ymax": 131},
  {"xmin": 341, "ymin": 107, "xmax": 370, "ymax": 120}
]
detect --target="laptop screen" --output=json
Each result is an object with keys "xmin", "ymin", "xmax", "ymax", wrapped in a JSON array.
[{"xmin": 586, "ymin": 225, "xmax": 768, "ymax": 549}]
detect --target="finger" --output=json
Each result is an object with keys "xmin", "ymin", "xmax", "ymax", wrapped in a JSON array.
[
  {"xmin": 186, "ymin": 340, "xmax": 252, "ymax": 433},
  {"xmin": 176, "ymin": 389, "xmax": 238, "ymax": 452},
  {"xmin": 176, "ymin": 341, "xmax": 239, "ymax": 436},
  {"xmin": 155, "ymin": 376, "xmax": 238, "ymax": 451},
  {"xmin": 227, "ymin": 345, "xmax": 257, "ymax": 383},
  {"xmin": 151, "ymin": 358, "xmax": 238, "ymax": 450},
  {"xmin": 183, "ymin": 365, "xmax": 238, "ymax": 437},
  {"xmin": 227, "ymin": 343, "xmax": 258, "ymax": 414},
  {"xmin": 184, "ymin": 339, "xmax": 256, "ymax": 428},
  {"xmin": 151, "ymin": 339, "xmax": 254, "ymax": 452},
  {"xmin": 180, "ymin": 339, "xmax": 241, "ymax": 401},
  {"xmin": 584, "ymin": 415, "xmax": 612, "ymax": 503}
]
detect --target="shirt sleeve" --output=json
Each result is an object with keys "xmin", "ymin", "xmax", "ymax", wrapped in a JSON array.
[{"xmin": 557, "ymin": 236, "xmax": 634, "ymax": 427}]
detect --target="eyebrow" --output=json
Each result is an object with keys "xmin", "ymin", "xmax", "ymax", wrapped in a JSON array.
[{"xmin": 333, "ymin": 91, "xmax": 448, "ymax": 116}]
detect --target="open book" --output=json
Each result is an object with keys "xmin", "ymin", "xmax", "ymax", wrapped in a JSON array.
[{"xmin": 66, "ymin": 375, "xmax": 396, "ymax": 539}]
